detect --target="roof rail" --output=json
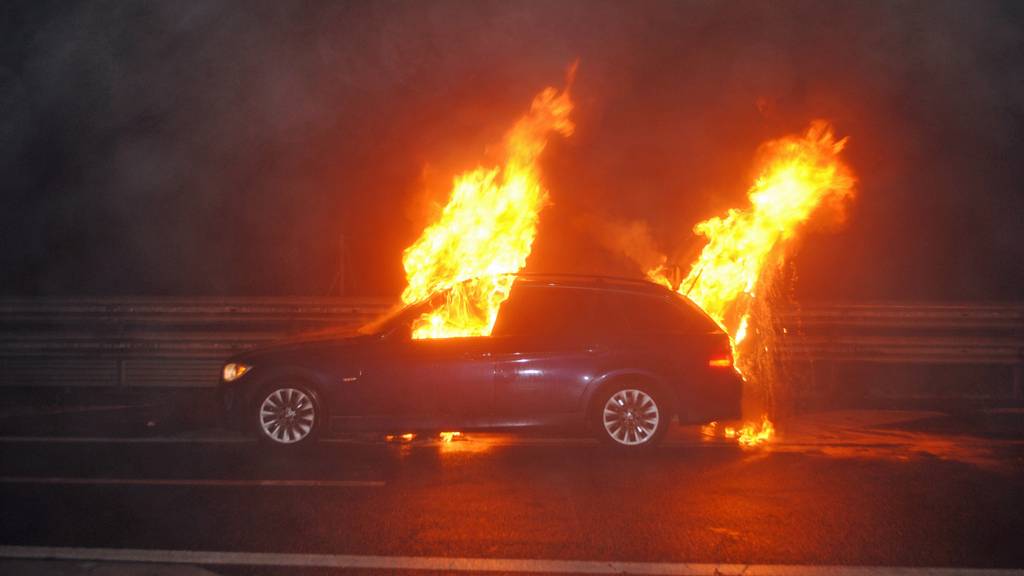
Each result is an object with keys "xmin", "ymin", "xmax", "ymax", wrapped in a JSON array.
[{"xmin": 515, "ymin": 273, "xmax": 666, "ymax": 288}]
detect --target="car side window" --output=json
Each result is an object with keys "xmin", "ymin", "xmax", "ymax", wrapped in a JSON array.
[
  {"xmin": 605, "ymin": 292, "xmax": 707, "ymax": 334},
  {"xmin": 491, "ymin": 286, "xmax": 600, "ymax": 339}
]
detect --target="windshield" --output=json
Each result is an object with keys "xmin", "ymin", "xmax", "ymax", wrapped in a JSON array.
[{"xmin": 357, "ymin": 303, "xmax": 417, "ymax": 336}]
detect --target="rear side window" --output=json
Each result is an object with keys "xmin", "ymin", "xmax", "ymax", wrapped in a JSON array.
[
  {"xmin": 492, "ymin": 286, "xmax": 600, "ymax": 339},
  {"xmin": 605, "ymin": 291, "xmax": 717, "ymax": 334}
]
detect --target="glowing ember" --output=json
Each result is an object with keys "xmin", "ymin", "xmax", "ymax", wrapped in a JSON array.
[
  {"xmin": 734, "ymin": 314, "xmax": 750, "ymax": 344},
  {"xmin": 653, "ymin": 121, "xmax": 856, "ymax": 447},
  {"xmin": 704, "ymin": 417, "xmax": 773, "ymax": 448},
  {"xmin": 439, "ymin": 431, "xmax": 463, "ymax": 443},
  {"xmin": 735, "ymin": 415, "xmax": 775, "ymax": 447},
  {"xmin": 400, "ymin": 65, "xmax": 576, "ymax": 339}
]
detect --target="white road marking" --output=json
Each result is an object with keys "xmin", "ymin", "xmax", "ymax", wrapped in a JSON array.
[
  {"xmin": 0, "ymin": 435, "xmax": 250, "ymax": 444},
  {"xmin": 0, "ymin": 476, "xmax": 383, "ymax": 488},
  {"xmin": 0, "ymin": 546, "xmax": 1020, "ymax": 575},
  {"xmin": 0, "ymin": 404, "xmax": 149, "ymax": 418}
]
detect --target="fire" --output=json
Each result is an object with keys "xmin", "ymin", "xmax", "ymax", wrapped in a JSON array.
[
  {"xmin": 659, "ymin": 120, "xmax": 851, "ymax": 336},
  {"xmin": 438, "ymin": 431, "xmax": 462, "ymax": 443},
  {"xmin": 701, "ymin": 417, "xmax": 772, "ymax": 446},
  {"xmin": 734, "ymin": 314, "xmax": 750, "ymax": 344},
  {"xmin": 653, "ymin": 121, "xmax": 856, "ymax": 447},
  {"xmin": 734, "ymin": 415, "xmax": 775, "ymax": 447},
  {"xmin": 661, "ymin": 121, "xmax": 855, "ymax": 336},
  {"xmin": 400, "ymin": 66, "xmax": 576, "ymax": 339}
]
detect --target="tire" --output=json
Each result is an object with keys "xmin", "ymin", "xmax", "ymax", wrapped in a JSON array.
[
  {"xmin": 254, "ymin": 383, "xmax": 321, "ymax": 447},
  {"xmin": 592, "ymin": 383, "xmax": 669, "ymax": 449}
]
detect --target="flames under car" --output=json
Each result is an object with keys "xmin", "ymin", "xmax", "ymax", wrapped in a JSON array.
[{"xmin": 219, "ymin": 275, "xmax": 742, "ymax": 449}]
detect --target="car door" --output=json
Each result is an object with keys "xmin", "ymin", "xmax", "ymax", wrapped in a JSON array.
[
  {"xmin": 488, "ymin": 285, "xmax": 608, "ymax": 425},
  {"xmin": 330, "ymin": 301, "xmax": 493, "ymax": 431},
  {"xmin": 389, "ymin": 334, "xmax": 495, "ymax": 428},
  {"xmin": 328, "ymin": 333, "xmax": 437, "ymax": 432}
]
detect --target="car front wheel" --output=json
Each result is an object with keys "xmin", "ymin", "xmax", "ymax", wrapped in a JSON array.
[
  {"xmin": 255, "ymin": 384, "xmax": 320, "ymax": 446},
  {"xmin": 594, "ymin": 385, "xmax": 668, "ymax": 448}
]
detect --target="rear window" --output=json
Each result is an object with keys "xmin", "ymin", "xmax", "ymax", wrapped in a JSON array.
[
  {"xmin": 492, "ymin": 286, "xmax": 601, "ymax": 339},
  {"xmin": 604, "ymin": 291, "xmax": 718, "ymax": 334}
]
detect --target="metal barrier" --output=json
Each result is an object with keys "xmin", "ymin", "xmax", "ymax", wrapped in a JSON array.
[
  {"xmin": 0, "ymin": 297, "xmax": 391, "ymax": 388},
  {"xmin": 0, "ymin": 298, "xmax": 1021, "ymax": 400},
  {"xmin": 778, "ymin": 302, "xmax": 1023, "ymax": 401}
]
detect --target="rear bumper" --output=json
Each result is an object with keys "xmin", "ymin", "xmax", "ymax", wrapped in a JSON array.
[{"xmin": 678, "ymin": 371, "xmax": 742, "ymax": 424}]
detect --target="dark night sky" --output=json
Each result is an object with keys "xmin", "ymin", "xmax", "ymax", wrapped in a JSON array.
[{"xmin": 2, "ymin": 0, "xmax": 1022, "ymax": 300}]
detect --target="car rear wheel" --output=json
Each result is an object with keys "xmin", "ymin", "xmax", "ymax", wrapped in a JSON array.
[
  {"xmin": 594, "ymin": 385, "xmax": 667, "ymax": 448},
  {"xmin": 255, "ymin": 384, "xmax": 320, "ymax": 446}
]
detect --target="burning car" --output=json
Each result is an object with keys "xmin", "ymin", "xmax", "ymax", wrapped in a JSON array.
[{"xmin": 219, "ymin": 274, "xmax": 741, "ymax": 449}]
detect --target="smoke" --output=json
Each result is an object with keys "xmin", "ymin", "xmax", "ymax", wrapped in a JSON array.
[
  {"xmin": 2, "ymin": 0, "xmax": 1023, "ymax": 298},
  {"xmin": 576, "ymin": 215, "xmax": 666, "ymax": 275}
]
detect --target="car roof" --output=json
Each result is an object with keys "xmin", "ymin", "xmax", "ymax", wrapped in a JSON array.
[
  {"xmin": 513, "ymin": 273, "xmax": 676, "ymax": 296},
  {"xmin": 513, "ymin": 274, "xmax": 722, "ymax": 331}
]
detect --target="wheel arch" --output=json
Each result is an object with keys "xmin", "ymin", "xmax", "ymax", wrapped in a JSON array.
[
  {"xmin": 581, "ymin": 369, "xmax": 678, "ymax": 425},
  {"xmin": 243, "ymin": 366, "xmax": 332, "ymax": 435}
]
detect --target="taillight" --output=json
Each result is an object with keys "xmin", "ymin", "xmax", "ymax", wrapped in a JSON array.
[{"xmin": 708, "ymin": 351, "xmax": 732, "ymax": 368}]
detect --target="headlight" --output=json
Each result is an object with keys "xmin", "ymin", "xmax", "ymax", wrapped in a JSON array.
[{"xmin": 222, "ymin": 362, "xmax": 252, "ymax": 382}]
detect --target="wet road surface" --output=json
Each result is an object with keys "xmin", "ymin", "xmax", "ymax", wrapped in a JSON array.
[{"xmin": 1, "ymin": 411, "xmax": 1023, "ymax": 574}]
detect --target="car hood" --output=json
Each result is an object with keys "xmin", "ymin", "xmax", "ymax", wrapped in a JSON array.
[{"xmin": 230, "ymin": 328, "xmax": 380, "ymax": 363}]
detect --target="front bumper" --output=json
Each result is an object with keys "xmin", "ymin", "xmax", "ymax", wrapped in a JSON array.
[{"xmin": 219, "ymin": 384, "xmax": 245, "ymax": 433}]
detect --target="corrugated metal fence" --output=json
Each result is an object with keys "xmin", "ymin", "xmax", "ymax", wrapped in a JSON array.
[{"xmin": 0, "ymin": 298, "xmax": 1020, "ymax": 401}]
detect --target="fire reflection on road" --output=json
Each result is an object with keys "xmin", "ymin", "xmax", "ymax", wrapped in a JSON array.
[
  {"xmin": 694, "ymin": 410, "xmax": 1021, "ymax": 470},
  {"xmin": 372, "ymin": 411, "xmax": 1018, "ymax": 470}
]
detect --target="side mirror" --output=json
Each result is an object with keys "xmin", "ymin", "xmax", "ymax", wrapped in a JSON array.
[{"xmin": 386, "ymin": 323, "xmax": 413, "ymax": 343}]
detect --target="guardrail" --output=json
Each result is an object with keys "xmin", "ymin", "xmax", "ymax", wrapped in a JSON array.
[
  {"xmin": 0, "ymin": 298, "xmax": 392, "ymax": 388},
  {"xmin": 781, "ymin": 302, "xmax": 1024, "ymax": 363},
  {"xmin": 779, "ymin": 302, "xmax": 1023, "ymax": 401},
  {"xmin": 0, "ymin": 298, "xmax": 1020, "ymax": 401}
]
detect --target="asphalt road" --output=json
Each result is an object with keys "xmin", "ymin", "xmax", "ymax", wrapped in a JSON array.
[{"xmin": 1, "ymin": 411, "xmax": 1023, "ymax": 575}]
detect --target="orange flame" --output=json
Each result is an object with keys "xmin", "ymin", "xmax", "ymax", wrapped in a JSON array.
[
  {"xmin": 673, "ymin": 121, "xmax": 855, "ymax": 335},
  {"xmin": 438, "ymin": 431, "xmax": 462, "ymax": 443},
  {"xmin": 653, "ymin": 121, "xmax": 856, "ymax": 447},
  {"xmin": 735, "ymin": 415, "xmax": 775, "ymax": 447},
  {"xmin": 400, "ymin": 66, "xmax": 576, "ymax": 339}
]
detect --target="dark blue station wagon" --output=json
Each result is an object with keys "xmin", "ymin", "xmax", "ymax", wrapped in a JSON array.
[{"xmin": 219, "ymin": 275, "xmax": 742, "ymax": 449}]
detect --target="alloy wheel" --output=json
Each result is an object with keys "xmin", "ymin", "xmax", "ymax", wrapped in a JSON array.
[
  {"xmin": 602, "ymin": 388, "xmax": 660, "ymax": 446},
  {"xmin": 259, "ymin": 387, "xmax": 316, "ymax": 444}
]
